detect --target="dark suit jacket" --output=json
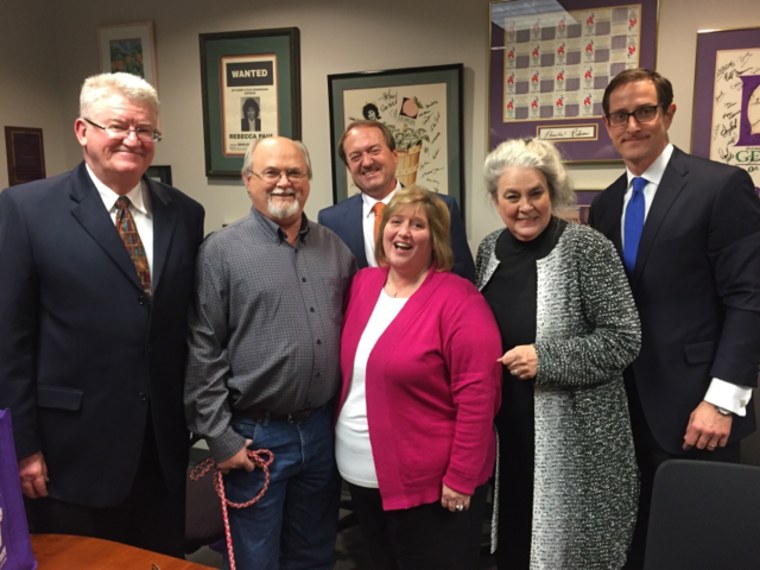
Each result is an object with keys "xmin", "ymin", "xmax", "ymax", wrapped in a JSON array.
[
  {"xmin": 0, "ymin": 162, "xmax": 205, "ymax": 507},
  {"xmin": 318, "ymin": 192, "xmax": 476, "ymax": 282},
  {"xmin": 589, "ymin": 147, "xmax": 760, "ymax": 454}
]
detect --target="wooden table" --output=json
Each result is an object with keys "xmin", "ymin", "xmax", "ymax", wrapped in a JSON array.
[{"xmin": 31, "ymin": 534, "xmax": 216, "ymax": 569}]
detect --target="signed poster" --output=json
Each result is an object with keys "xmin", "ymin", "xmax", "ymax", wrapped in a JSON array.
[
  {"xmin": 341, "ymin": 82, "xmax": 449, "ymax": 196},
  {"xmin": 693, "ymin": 28, "xmax": 760, "ymax": 193},
  {"xmin": 328, "ymin": 64, "xmax": 463, "ymax": 205},
  {"xmin": 695, "ymin": 39, "xmax": 760, "ymax": 190}
]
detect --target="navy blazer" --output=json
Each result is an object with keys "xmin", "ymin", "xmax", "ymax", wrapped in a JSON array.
[
  {"xmin": 318, "ymin": 192, "xmax": 475, "ymax": 282},
  {"xmin": 589, "ymin": 147, "xmax": 760, "ymax": 454},
  {"xmin": 0, "ymin": 162, "xmax": 205, "ymax": 507}
]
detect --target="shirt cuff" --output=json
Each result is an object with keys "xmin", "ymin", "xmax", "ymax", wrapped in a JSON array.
[{"xmin": 704, "ymin": 378, "xmax": 753, "ymax": 417}]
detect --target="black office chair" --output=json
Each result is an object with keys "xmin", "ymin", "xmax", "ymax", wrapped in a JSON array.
[{"xmin": 643, "ymin": 459, "xmax": 760, "ymax": 570}]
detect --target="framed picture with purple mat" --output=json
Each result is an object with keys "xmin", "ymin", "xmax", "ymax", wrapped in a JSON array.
[{"xmin": 488, "ymin": 0, "xmax": 658, "ymax": 162}]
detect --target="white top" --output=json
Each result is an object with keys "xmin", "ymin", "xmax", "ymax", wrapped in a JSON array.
[
  {"xmin": 335, "ymin": 290, "xmax": 406, "ymax": 487},
  {"xmin": 87, "ymin": 164, "xmax": 154, "ymax": 276}
]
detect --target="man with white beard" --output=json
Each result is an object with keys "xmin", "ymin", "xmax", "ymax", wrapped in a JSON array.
[{"xmin": 184, "ymin": 137, "xmax": 356, "ymax": 569}]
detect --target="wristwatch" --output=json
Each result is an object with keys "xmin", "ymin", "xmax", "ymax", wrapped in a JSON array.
[{"xmin": 714, "ymin": 405, "xmax": 732, "ymax": 416}]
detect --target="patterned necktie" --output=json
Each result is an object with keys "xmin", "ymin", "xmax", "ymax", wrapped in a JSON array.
[
  {"xmin": 372, "ymin": 202, "xmax": 386, "ymax": 242},
  {"xmin": 623, "ymin": 176, "xmax": 647, "ymax": 273},
  {"xmin": 115, "ymin": 196, "xmax": 152, "ymax": 297}
]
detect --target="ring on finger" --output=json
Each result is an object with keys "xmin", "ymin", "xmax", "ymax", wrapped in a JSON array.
[{"xmin": 455, "ymin": 504, "xmax": 464, "ymax": 512}]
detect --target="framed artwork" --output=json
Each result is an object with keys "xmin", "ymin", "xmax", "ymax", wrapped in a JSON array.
[
  {"xmin": 5, "ymin": 126, "xmax": 45, "ymax": 186},
  {"xmin": 98, "ymin": 22, "xmax": 158, "ymax": 87},
  {"xmin": 146, "ymin": 165, "xmax": 172, "ymax": 186},
  {"xmin": 692, "ymin": 27, "xmax": 760, "ymax": 195},
  {"xmin": 489, "ymin": 0, "xmax": 658, "ymax": 162},
  {"xmin": 328, "ymin": 63, "xmax": 464, "ymax": 207},
  {"xmin": 199, "ymin": 28, "xmax": 301, "ymax": 177}
]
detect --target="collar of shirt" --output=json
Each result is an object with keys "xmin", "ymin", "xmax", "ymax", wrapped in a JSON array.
[
  {"xmin": 625, "ymin": 143, "xmax": 673, "ymax": 190},
  {"xmin": 250, "ymin": 206, "xmax": 311, "ymax": 245},
  {"xmin": 87, "ymin": 164, "xmax": 150, "ymax": 217},
  {"xmin": 621, "ymin": 143, "xmax": 674, "ymax": 226},
  {"xmin": 361, "ymin": 180, "xmax": 401, "ymax": 220}
]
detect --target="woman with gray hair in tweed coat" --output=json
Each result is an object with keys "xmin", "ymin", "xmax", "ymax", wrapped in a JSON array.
[{"xmin": 477, "ymin": 138, "xmax": 640, "ymax": 570}]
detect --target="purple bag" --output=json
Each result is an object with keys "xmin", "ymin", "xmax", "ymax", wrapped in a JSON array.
[{"xmin": 0, "ymin": 409, "xmax": 37, "ymax": 570}]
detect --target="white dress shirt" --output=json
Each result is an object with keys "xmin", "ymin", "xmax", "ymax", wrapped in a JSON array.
[{"xmin": 87, "ymin": 164, "xmax": 154, "ymax": 277}]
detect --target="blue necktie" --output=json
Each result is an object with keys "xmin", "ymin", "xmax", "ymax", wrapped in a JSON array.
[{"xmin": 623, "ymin": 176, "xmax": 647, "ymax": 273}]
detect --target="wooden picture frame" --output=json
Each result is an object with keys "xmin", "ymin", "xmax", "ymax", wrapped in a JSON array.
[
  {"xmin": 5, "ymin": 126, "xmax": 45, "ymax": 186},
  {"xmin": 199, "ymin": 28, "xmax": 301, "ymax": 178}
]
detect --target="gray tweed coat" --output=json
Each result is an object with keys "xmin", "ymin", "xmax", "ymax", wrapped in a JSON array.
[{"xmin": 477, "ymin": 221, "xmax": 640, "ymax": 570}]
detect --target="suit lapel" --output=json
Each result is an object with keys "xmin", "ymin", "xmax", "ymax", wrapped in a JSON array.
[
  {"xmin": 594, "ymin": 174, "xmax": 626, "ymax": 256},
  {"xmin": 146, "ymin": 177, "xmax": 176, "ymax": 291},
  {"xmin": 344, "ymin": 195, "xmax": 368, "ymax": 267},
  {"xmin": 633, "ymin": 149, "xmax": 688, "ymax": 281},
  {"xmin": 68, "ymin": 164, "xmax": 143, "ymax": 291}
]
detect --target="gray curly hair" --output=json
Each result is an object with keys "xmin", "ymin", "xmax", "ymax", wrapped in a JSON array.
[{"xmin": 483, "ymin": 138, "xmax": 575, "ymax": 210}]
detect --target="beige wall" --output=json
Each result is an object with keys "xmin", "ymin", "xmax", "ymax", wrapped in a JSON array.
[{"xmin": 1, "ymin": 0, "xmax": 759, "ymax": 251}]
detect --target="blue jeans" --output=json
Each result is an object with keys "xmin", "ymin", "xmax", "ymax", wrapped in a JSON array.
[{"xmin": 224, "ymin": 406, "xmax": 339, "ymax": 570}]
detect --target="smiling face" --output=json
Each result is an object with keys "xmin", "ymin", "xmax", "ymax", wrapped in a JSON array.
[
  {"xmin": 604, "ymin": 79, "xmax": 675, "ymax": 175},
  {"xmin": 495, "ymin": 166, "xmax": 553, "ymax": 242},
  {"xmin": 74, "ymin": 92, "xmax": 157, "ymax": 194},
  {"xmin": 382, "ymin": 204, "xmax": 432, "ymax": 277},
  {"xmin": 342, "ymin": 125, "xmax": 399, "ymax": 199},
  {"xmin": 243, "ymin": 137, "xmax": 310, "ymax": 228}
]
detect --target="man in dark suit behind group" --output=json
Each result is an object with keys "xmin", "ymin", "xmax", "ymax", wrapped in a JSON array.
[
  {"xmin": 0, "ymin": 72, "xmax": 205, "ymax": 556},
  {"xmin": 318, "ymin": 120, "xmax": 475, "ymax": 281},
  {"xmin": 589, "ymin": 68, "xmax": 760, "ymax": 568}
]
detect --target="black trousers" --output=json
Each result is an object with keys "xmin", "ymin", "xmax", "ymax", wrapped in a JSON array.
[
  {"xmin": 348, "ymin": 482, "xmax": 488, "ymax": 570},
  {"xmin": 623, "ymin": 380, "xmax": 741, "ymax": 570},
  {"xmin": 26, "ymin": 425, "xmax": 186, "ymax": 557}
]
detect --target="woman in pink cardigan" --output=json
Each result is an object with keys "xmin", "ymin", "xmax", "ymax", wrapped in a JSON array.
[{"xmin": 335, "ymin": 186, "xmax": 502, "ymax": 569}]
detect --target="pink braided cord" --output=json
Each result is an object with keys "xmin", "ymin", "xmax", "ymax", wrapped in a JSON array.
[{"xmin": 189, "ymin": 448, "xmax": 274, "ymax": 570}]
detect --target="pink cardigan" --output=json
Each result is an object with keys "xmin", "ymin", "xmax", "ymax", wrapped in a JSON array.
[{"xmin": 338, "ymin": 267, "xmax": 502, "ymax": 510}]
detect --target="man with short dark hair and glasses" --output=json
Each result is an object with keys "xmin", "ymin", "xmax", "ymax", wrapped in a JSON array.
[
  {"xmin": 0, "ymin": 72, "xmax": 205, "ymax": 555},
  {"xmin": 589, "ymin": 67, "xmax": 760, "ymax": 568},
  {"xmin": 185, "ymin": 136, "xmax": 356, "ymax": 569}
]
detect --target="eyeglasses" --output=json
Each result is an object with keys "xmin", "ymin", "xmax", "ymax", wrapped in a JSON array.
[
  {"xmin": 82, "ymin": 118, "xmax": 162, "ymax": 142},
  {"xmin": 605, "ymin": 105, "xmax": 660, "ymax": 127},
  {"xmin": 250, "ymin": 168, "xmax": 308, "ymax": 183}
]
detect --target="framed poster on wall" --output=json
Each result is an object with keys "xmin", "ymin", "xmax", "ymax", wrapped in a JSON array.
[
  {"xmin": 98, "ymin": 22, "xmax": 158, "ymax": 87},
  {"xmin": 489, "ymin": 0, "xmax": 659, "ymax": 162},
  {"xmin": 692, "ymin": 27, "xmax": 760, "ymax": 194},
  {"xmin": 199, "ymin": 28, "xmax": 301, "ymax": 177},
  {"xmin": 328, "ymin": 64, "xmax": 464, "ymax": 207}
]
